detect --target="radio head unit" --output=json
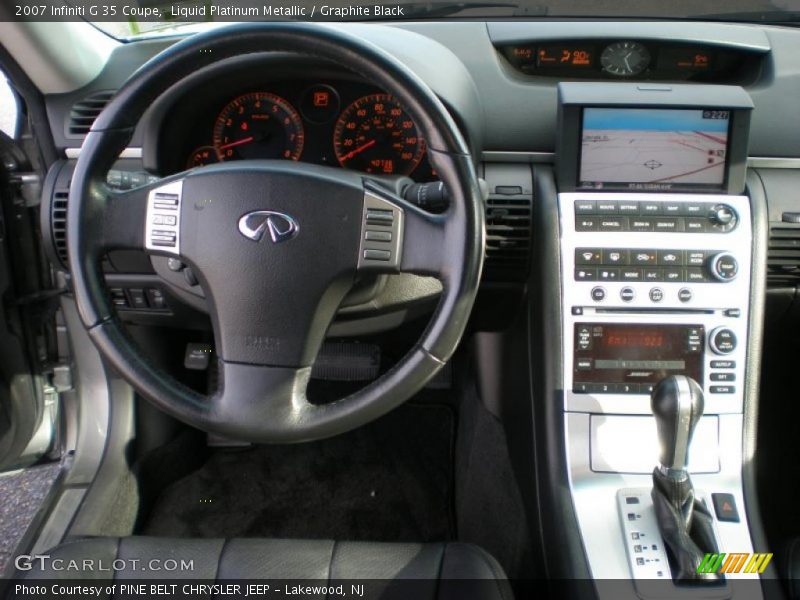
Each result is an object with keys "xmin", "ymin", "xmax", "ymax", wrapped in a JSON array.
[{"xmin": 556, "ymin": 83, "xmax": 753, "ymax": 194}]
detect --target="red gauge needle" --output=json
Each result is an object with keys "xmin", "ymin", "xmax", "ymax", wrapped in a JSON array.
[
  {"xmin": 218, "ymin": 136, "xmax": 255, "ymax": 151},
  {"xmin": 342, "ymin": 139, "xmax": 376, "ymax": 160}
]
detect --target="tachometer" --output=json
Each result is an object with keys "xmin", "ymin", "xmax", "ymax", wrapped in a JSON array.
[
  {"xmin": 213, "ymin": 92, "xmax": 304, "ymax": 162},
  {"xmin": 333, "ymin": 93, "xmax": 424, "ymax": 176}
]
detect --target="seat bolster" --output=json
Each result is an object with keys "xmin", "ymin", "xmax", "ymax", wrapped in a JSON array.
[
  {"xmin": 217, "ymin": 538, "xmax": 335, "ymax": 580},
  {"xmin": 115, "ymin": 536, "xmax": 225, "ymax": 579}
]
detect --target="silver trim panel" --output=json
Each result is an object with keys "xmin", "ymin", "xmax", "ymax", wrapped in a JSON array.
[
  {"xmin": 482, "ymin": 151, "xmax": 800, "ymax": 170},
  {"xmin": 144, "ymin": 179, "xmax": 183, "ymax": 256},
  {"xmin": 65, "ymin": 147, "xmax": 142, "ymax": 159}
]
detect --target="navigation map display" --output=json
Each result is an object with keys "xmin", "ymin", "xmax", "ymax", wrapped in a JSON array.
[{"xmin": 579, "ymin": 108, "xmax": 730, "ymax": 190}]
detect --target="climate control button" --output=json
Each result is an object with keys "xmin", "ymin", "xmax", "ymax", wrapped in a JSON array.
[
  {"xmin": 709, "ymin": 252, "xmax": 739, "ymax": 281},
  {"xmin": 710, "ymin": 327, "xmax": 737, "ymax": 355}
]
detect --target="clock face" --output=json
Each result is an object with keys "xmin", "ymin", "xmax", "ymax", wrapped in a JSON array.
[{"xmin": 600, "ymin": 41, "xmax": 651, "ymax": 77}]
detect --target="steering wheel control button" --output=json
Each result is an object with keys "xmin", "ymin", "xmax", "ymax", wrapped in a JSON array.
[
  {"xmin": 365, "ymin": 230, "xmax": 392, "ymax": 242},
  {"xmin": 363, "ymin": 249, "xmax": 391, "ymax": 261},
  {"xmin": 184, "ymin": 343, "xmax": 213, "ymax": 371},
  {"xmin": 591, "ymin": 287, "xmax": 606, "ymax": 302},
  {"xmin": 358, "ymin": 186, "xmax": 403, "ymax": 272},
  {"xmin": 708, "ymin": 204, "xmax": 738, "ymax": 232},
  {"xmin": 620, "ymin": 287, "xmax": 635, "ymax": 302},
  {"xmin": 145, "ymin": 180, "xmax": 183, "ymax": 256},
  {"xmin": 649, "ymin": 288, "xmax": 664, "ymax": 302},
  {"xmin": 678, "ymin": 288, "xmax": 693, "ymax": 303},
  {"xmin": 710, "ymin": 252, "xmax": 739, "ymax": 281},
  {"xmin": 710, "ymin": 328, "xmax": 737, "ymax": 354},
  {"xmin": 365, "ymin": 209, "xmax": 394, "ymax": 225}
]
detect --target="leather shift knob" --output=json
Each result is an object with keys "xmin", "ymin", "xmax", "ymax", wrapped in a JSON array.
[{"xmin": 651, "ymin": 375, "xmax": 704, "ymax": 474}]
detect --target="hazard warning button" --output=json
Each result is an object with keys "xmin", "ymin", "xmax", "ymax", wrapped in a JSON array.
[{"xmin": 712, "ymin": 492, "xmax": 740, "ymax": 523}]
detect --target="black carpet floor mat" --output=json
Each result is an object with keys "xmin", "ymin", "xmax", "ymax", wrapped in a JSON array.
[{"xmin": 141, "ymin": 403, "xmax": 456, "ymax": 542}]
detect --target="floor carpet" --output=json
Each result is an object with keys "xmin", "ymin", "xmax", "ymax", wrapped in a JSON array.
[{"xmin": 141, "ymin": 403, "xmax": 456, "ymax": 543}]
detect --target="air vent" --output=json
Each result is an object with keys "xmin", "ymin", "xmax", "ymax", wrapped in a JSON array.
[
  {"xmin": 67, "ymin": 90, "xmax": 115, "ymax": 136},
  {"xmin": 768, "ymin": 223, "xmax": 800, "ymax": 284},
  {"xmin": 484, "ymin": 194, "xmax": 532, "ymax": 281},
  {"xmin": 51, "ymin": 188, "xmax": 69, "ymax": 267}
]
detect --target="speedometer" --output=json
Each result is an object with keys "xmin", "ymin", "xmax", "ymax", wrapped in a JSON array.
[
  {"xmin": 333, "ymin": 93, "xmax": 425, "ymax": 176},
  {"xmin": 213, "ymin": 92, "xmax": 304, "ymax": 162}
]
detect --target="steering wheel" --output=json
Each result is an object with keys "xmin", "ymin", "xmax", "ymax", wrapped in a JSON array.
[{"xmin": 68, "ymin": 23, "xmax": 484, "ymax": 443}]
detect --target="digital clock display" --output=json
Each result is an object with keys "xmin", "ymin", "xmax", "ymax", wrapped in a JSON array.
[{"xmin": 537, "ymin": 45, "xmax": 593, "ymax": 68}]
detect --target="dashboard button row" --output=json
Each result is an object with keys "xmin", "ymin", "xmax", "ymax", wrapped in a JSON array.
[
  {"xmin": 573, "ymin": 382, "xmax": 655, "ymax": 395},
  {"xmin": 575, "ymin": 248, "xmax": 718, "ymax": 267},
  {"xmin": 575, "ymin": 200, "xmax": 715, "ymax": 217},
  {"xmin": 576, "ymin": 216, "xmax": 719, "ymax": 233},
  {"xmin": 576, "ymin": 267, "xmax": 714, "ymax": 283}
]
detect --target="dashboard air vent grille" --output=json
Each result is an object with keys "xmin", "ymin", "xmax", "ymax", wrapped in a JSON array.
[
  {"xmin": 51, "ymin": 188, "xmax": 69, "ymax": 267},
  {"xmin": 68, "ymin": 90, "xmax": 115, "ymax": 136},
  {"xmin": 768, "ymin": 222, "xmax": 800, "ymax": 284},
  {"xmin": 484, "ymin": 194, "xmax": 532, "ymax": 280}
]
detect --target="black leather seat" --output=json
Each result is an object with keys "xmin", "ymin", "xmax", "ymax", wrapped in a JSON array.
[{"xmin": 19, "ymin": 537, "xmax": 512, "ymax": 599}]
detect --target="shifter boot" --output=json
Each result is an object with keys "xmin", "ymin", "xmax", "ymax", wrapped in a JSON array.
[{"xmin": 652, "ymin": 468, "xmax": 722, "ymax": 583}]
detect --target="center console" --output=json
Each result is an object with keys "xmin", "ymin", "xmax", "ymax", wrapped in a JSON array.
[{"xmin": 553, "ymin": 83, "xmax": 764, "ymax": 597}]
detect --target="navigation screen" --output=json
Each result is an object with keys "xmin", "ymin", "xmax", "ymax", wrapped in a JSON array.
[{"xmin": 579, "ymin": 108, "xmax": 730, "ymax": 190}]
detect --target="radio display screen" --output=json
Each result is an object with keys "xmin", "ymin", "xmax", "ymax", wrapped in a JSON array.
[
  {"xmin": 578, "ymin": 107, "xmax": 730, "ymax": 191},
  {"xmin": 573, "ymin": 323, "xmax": 704, "ymax": 393}
]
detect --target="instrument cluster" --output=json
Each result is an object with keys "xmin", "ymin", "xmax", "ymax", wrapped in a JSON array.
[{"xmin": 161, "ymin": 78, "xmax": 435, "ymax": 181}]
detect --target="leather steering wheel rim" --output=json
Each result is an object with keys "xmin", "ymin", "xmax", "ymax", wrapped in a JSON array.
[{"xmin": 68, "ymin": 23, "xmax": 484, "ymax": 443}]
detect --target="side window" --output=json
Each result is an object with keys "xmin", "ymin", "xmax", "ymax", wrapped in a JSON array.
[{"xmin": 0, "ymin": 72, "xmax": 18, "ymax": 138}]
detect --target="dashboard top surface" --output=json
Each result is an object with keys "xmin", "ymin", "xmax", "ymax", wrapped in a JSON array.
[{"xmin": 43, "ymin": 21, "xmax": 800, "ymax": 161}]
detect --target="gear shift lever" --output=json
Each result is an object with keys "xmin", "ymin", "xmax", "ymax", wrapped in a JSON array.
[
  {"xmin": 652, "ymin": 375, "xmax": 704, "ymax": 479},
  {"xmin": 650, "ymin": 375, "xmax": 721, "ymax": 582}
]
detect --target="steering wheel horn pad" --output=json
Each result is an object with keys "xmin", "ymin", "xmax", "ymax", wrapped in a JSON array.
[{"xmin": 68, "ymin": 23, "xmax": 483, "ymax": 443}]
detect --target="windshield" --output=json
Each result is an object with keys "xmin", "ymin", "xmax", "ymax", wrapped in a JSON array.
[{"xmin": 86, "ymin": 0, "xmax": 800, "ymax": 39}]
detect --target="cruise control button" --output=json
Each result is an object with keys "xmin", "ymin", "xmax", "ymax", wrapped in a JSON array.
[
  {"xmin": 678, "ymin": 288, "xmax": 693, "ymax": 303},
  {"xmin": 649, "ymin": 288, "xmax": 664, "ymax": 302},
  {"xmin": 591, "ymin": 287, "xmax": 607, "ymax": 302},
  {"xmin": 620, "ymin": 287, "xmax": 635, "ymax": 302}
]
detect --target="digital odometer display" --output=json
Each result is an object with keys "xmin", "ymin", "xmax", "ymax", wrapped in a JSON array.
[{"xmin": 579, "ymin": 107, "xmax": 730, "ymax": 190}]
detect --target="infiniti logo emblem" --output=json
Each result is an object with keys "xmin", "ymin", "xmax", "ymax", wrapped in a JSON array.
[{"xmin": 238, "ymin": 211, "xmax": 299, "ymax": 243}]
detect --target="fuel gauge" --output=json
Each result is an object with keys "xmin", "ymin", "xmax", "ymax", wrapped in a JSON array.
[{"xmin": 186, "ymin": 145, "xmax": 219, "ymax": 169}]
